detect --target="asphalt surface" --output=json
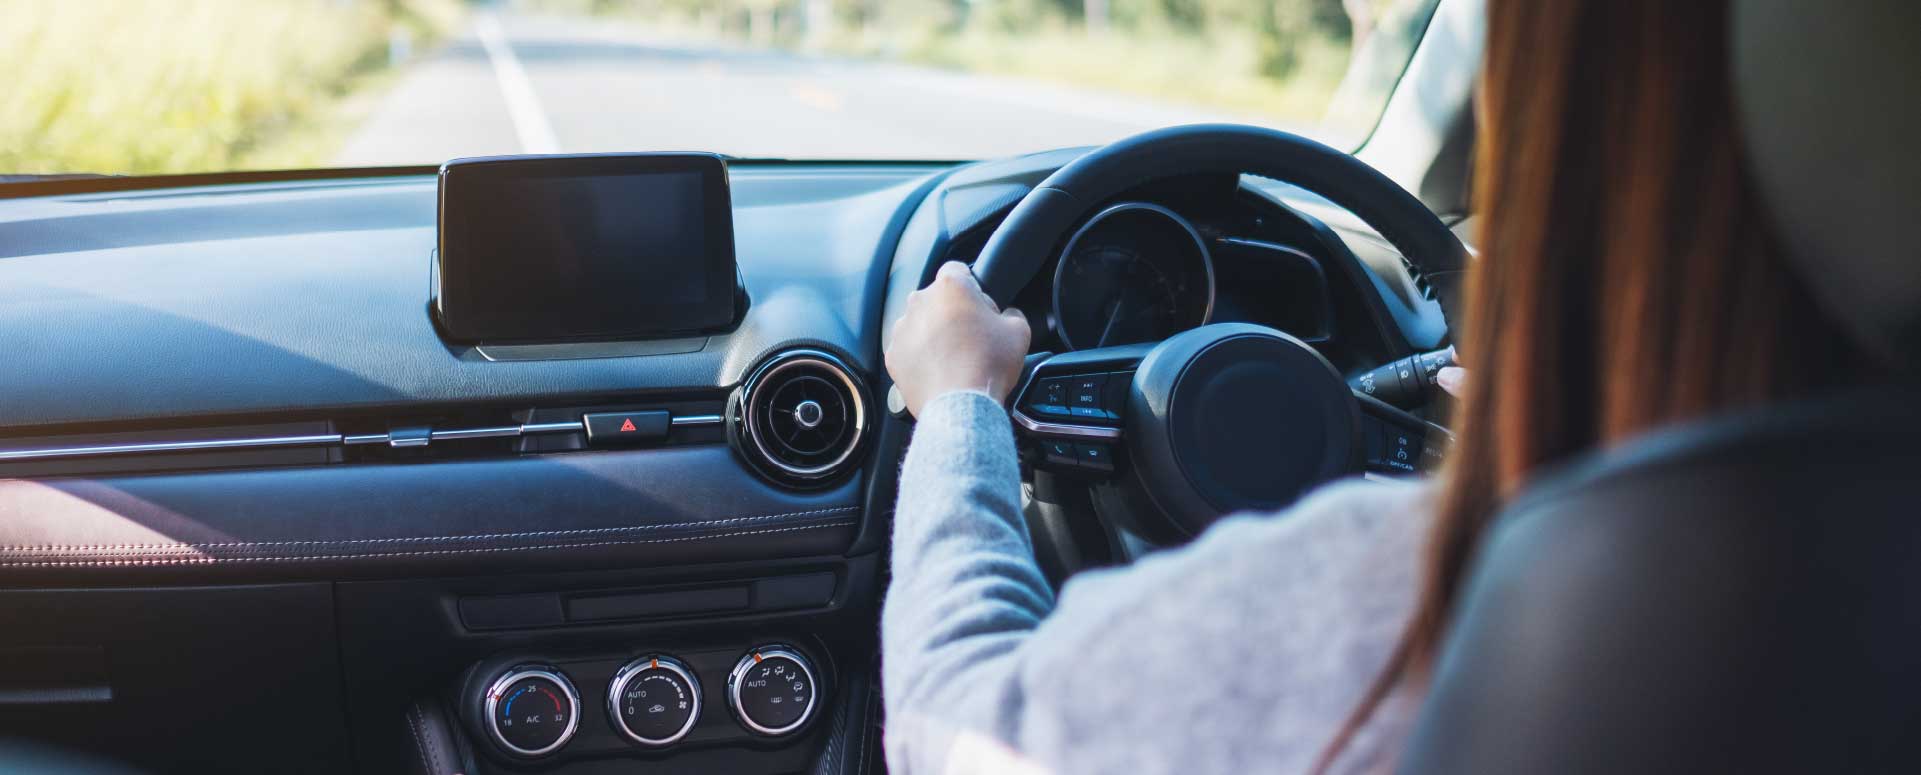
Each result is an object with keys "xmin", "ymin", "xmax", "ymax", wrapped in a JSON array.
[{"xmin": 334, "ymin": 13, "xmax": 1276, "ymax": 164}]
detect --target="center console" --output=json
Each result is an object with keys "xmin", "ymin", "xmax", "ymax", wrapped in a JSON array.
[
  {"xmin": 373, "ymin": 157, "xmax": 887, "ymax": 773},
  {"xmin": 468, "ymin": 644, "xmax": 822, "ymax": 762},
  {"xmin": 343, "ymin": 550, "xmax": 885, "ymax": 775}
]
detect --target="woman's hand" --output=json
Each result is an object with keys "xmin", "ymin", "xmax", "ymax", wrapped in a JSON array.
[
  {"xmin": 1437, "ymin": 365, "xmax": 1466, "ymax": 397},
  {"xmin": 886, "ymin": 262, "xmax": 1032, "ymax": 418}
]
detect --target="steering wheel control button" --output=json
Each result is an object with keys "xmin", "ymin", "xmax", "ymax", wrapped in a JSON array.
[
  {"xmin": 1070, "ymin": 405, "xmax": 1109, "ymax": 420},
  {"xmin": 1041, "ymin": 439, "xmax": 1078, "ymax": 468},
  {"xmin": 485, "ymin": 667, "xmax": 581, "ymax": 758},
  {"xmin": 584, "ymin": 410, "xmax": 669, "ymax": 445},
  {"xmin": 1026, "ymin": 377, "xmax": 1078, "ymax": 419},
  {"xmin": 1030, "ymin": 402, "xmax": 1074, "ymax": 419},
  {"xmin": 1039, "ymin": 378, "xmax": 1071, "ymax": 406},
  {"xmin": 1074, "ymin": 443, "xmax": 1116, "ymax": 473},
  {"xmin": 608, "ymin": 655, "xmax": 702, "ymax": 747},
  {"xmin": 1070, "ymin": 375, "xmax": 1107, "ymax": 409},
  {"xmin": 728, "ymin": 646, "xmax": 819, "ymax": 737}
]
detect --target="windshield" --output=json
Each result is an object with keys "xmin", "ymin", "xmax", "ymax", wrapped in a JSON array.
[{"xmin": 1, "ymin": 0, "xmax": 1439, "ymax": 176}]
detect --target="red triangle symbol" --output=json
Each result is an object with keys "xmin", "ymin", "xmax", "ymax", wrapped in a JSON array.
[{"xmin": 619, "ymin": 418, "xmax": 637, "ymax": 432}]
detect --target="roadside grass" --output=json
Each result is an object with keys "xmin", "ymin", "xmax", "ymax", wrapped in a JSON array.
[{"xmin": 0, "ymin": 0, "xmax": 463, "ymax": 176}]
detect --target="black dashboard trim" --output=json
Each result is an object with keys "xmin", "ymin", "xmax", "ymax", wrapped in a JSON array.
[{"xmin": 0, "ymin": 165, "xmax": 441, "ymax": 200}]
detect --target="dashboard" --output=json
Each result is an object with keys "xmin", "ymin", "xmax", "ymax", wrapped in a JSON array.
[{"xmin": 0, "ymin": 151, "xmax": 1446, "ymax": 774}]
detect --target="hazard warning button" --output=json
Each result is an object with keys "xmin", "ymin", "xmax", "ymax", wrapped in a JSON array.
[{"xmin": 583, "ymin": 410, "xmax": 670, "ymax": 445}]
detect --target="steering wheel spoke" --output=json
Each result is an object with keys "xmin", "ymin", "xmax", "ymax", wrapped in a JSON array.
[{"xmin": 1010, "ymin": 343, "xmax": 1151, "ymax": 480}]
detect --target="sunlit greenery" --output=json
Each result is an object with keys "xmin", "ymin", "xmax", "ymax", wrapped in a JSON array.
[
  {"xmin": 0, "ymin": 0, "xmax": 1429, "ymax": 175},
  {"xmin": 0, "ymin": 0, "xmax": 461, "ymax": 175},
  {"xmin": 530, "ymin": 0, "xmax": 1429, "ymax": 137}
]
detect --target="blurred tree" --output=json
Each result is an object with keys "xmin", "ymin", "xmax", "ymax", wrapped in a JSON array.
[
  {"xmin": 528, "ymin": 0, "xmax": 1394, "ymax": 108},
  {"xmin": 1259, "ymin": 0, "xmax": 1351, "ymax": 78}
]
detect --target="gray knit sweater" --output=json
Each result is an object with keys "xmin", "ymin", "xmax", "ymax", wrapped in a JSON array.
[{"xmin": 882, "ymin": 391, "xmax": 1430, "ymax": 775}]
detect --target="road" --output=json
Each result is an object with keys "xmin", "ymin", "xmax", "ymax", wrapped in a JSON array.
[{"xmin": 335, "ymin": 13, "xmax": 1280, "ymax": 164}]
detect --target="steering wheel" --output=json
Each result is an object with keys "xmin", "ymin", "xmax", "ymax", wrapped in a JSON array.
[{"xmin": 972, "ymin": 124, "xmax": 1468, "ymax": 543}]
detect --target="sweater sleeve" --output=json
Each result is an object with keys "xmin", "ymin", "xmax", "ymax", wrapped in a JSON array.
[
  {"xmin": 879, "ymin": 391, "xmax": 1432, "ymax": 775},
  {"xmin": 881, "ymin": 390, "xmax": 1055, "ymax": 775}
]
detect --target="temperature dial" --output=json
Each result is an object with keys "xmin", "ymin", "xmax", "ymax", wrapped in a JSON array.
[
  {"xmin": 727, "ymin": 645, "xmax": 819, "ymax": 737},
  {"xmin": 608, "ymin": 655, "xmax": 702, "ymax": 747},
  {"xmin": 484, "ymin": 667, "xmax": 580, "ymax": 757}
]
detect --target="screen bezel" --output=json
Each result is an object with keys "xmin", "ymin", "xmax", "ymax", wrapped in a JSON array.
[{"xmin": 433, "ymin": 153, "xmax": 739, "ymax": 345}]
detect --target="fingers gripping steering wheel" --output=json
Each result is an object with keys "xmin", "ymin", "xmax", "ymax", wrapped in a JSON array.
[{"xmin": 971, "ymin": 124, "xmax": 1468, "ymax": 543}]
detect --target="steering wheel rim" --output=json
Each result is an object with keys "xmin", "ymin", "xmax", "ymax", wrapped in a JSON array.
[
  {"xmin": 972, "ymin": 123, "xmax": 1468, "ymax": 337},
  {"xmin": 979, "ymin": 124, "xmax": 1465, "ymax": 543}
]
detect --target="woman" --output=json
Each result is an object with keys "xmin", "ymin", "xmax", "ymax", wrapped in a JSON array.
[{"xmin": 880, "ymin": 0, "xmax": 1857, "ymax": 772}]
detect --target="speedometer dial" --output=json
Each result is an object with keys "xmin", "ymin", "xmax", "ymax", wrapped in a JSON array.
[{"xmin": 1052, "ymin": 203, "xmax": 1215, "ymax": 350}]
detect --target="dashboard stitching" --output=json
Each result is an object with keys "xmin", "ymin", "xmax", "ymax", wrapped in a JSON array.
[
  {"xmin": 0, "ymin": 520, "xmax": 857, "ymax": 568},
  {"xmin": 820, "ymin": 665, "xmax": 853, "ymax": 774},
  {"xmin": 0, "ymin": 506, "xmax": 860, "ymax": 553},
  {"xmin": 406, "ymin": 704, "xmax": 434, "ymax": 775},
  {"xmin": 856, "ymin": 682, "xmax": 873, "ymax": 775}
]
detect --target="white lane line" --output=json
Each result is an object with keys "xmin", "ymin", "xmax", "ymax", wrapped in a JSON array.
[{"xmin": 474, "ymin": 13, "xmax": 560, "ymax": 154}]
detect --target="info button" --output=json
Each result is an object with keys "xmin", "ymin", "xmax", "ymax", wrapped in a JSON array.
[{"xmin": 583, "ymin": 410, "xmax": 670, "ymax": 445}]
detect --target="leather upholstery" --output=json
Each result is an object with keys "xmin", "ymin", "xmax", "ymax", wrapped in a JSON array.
[
  {"xmin": 1734, "ymin": 0, "xmax": 1921, "ymax": 369},
  {"xmin": 1398, "ymin": 389, "xmax": 1921, "ymax": 773},
  {"xmin": 404, "ymin": 698, "xmax": 473, "ymax": 775},
  {"xmin": 811, "ymin": 659, "xmax": 883, "ymax": 775},
  {"xmin": 0, "ymin": 445, "xmax": 859, "ymax": 586}
]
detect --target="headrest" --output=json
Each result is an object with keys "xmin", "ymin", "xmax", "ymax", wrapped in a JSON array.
[{"xmin": 1733, "ymin": 1, "xmax": 1921, "ymax": 370}]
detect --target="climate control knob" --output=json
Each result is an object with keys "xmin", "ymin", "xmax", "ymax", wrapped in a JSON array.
[
  {"xmin": 726, "ymin": 645, "xmax": 820, "ymax": 737},
  {"xmin": 608, "ymin": 655, "xmax": 702, "ymax": 747},
  {"xmin": 484, "ymin": 666, "xmax": 580, "ymax": 757}
]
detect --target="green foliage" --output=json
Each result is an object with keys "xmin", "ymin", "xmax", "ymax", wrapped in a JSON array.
[
  {"xmin": 0, "ymin": 0, "xmax": 461, "ymax": 175},
  {"xmin": 546, "ymin": 0, "xmax": 1404, "ymax": 132}
]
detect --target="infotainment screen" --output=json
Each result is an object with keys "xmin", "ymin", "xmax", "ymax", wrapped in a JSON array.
[{"xmin": 434, "ymin": 153, "xmax": 738, "ymax": 344}]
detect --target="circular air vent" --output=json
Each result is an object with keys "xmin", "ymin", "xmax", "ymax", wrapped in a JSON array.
[{"xmin": 729, "ymin": 350, "xmax": 869, "ymax": 486}]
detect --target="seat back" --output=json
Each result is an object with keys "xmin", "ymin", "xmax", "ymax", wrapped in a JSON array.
[{"xmin": 1399, "ymin": 391, "xmax": 1921, "ymax": 772}]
